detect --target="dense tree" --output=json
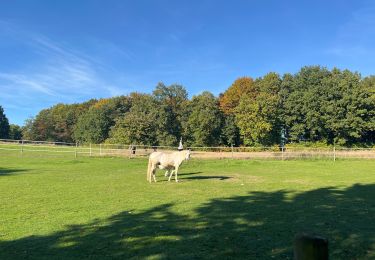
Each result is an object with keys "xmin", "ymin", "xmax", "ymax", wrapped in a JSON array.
[
  {"xmin": 21, "ymin": 118, "xmax": 35, "ymax": 140},
  {"xmin": 282, "ymin": 66, "xmax": 375, "ymax": 145},
  {"xmin": 9, "ymin": 124, "xmax": 22, "ymax": 140},
  {"xmin": 152, "ymin": 83, "xmax": 188, "ymax": 145},
  {"xmin": 92, "ymin": 96, "xmax": 132, "ymax": 122},
  {"xmin": 107, "ymin": 93, "xmax": 160, "ymax": 145},
  {"xmin": 10, "ymin": 67, "xmax": 375, "ymax": 147},
  {"xmin": 29, "ymin": 108, "xmax": 55, "ymax": 141},
  {"xmin": 278, "ymin": 73, "xmax": 294, "ymax": 134},
  {"xmin": 360, "ymin": 76, "xmax": 375, "ymax": 143},
  {"xmin": 50, "ymin": 104, "xmax": 80, "ymax": 142},
  {"xmin": 0, "ymin": 106, "xmax": 10, "ymax": 139},
  {"xmin": 183, "ymin": 91, "xmax": 223, "ymax": 146},
  {"xmin": 220, "ymin": 114, "xmax": 240, "ymax": 146},
  {"xmin": 283, "ymin": 66, "xmax": 331, "ymax": 142},
  {"xmin": 219, "ymin": 77, "xmax": 256, "ymax": 114},
  {"xmin": 153, "ymin": 82, "xmax": 188, "ymax": 116},
  {"xmin": 322, "ymin": 69, "xmax": 375, "ymax": 144},
  {"xmin": 24, "ymin": 100, "xmax": 97, "ymax": 142},
  {"xmin": 235, "ymin": 73, "xmax": 282, "ymax": 145},
  {"xmin": 73, "ymin": 108, "xmax": 111, "ymax": 144},
  {"xmin": 73, "ymin": 96, "xmax": 132, "ymax": 144}
]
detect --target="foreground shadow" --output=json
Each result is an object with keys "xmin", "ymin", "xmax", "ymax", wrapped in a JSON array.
[
  {"xmin": 0, "ymin": 168, "xmax": 28, "ymax": 177},
  {"xmin": 1, "ymin": 184, "xmax": 374, "ymax": 259}
]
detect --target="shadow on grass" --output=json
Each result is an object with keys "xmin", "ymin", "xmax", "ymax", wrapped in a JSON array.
[
  {"xmin": 1, "ymin": 184, "xmax": 374, "ymax": 259},
  {"xmin": 182, "ymin": 175, "xmax": 231, "ymax": 181},
  {"xmin": 158, "ymin": 172, "xmax": 230, "ymax": 182},
  {"xmin": 0, "ymin": 168, "xmax": 28, "ymax": 177},
  {"xmin": 178, "ymin": 171, "xmax": 203, "ymax": 176}
]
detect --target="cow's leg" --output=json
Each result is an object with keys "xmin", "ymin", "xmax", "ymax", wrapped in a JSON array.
[
  {"xmin": 173, "ymin": 166, "xmax": 179, "ymax": 182},
  {"xmin": 168, "ymin": 169, "xmax": 175, "ymax": 182},
  {"xmin": 168, "ymin": 167, "xmax": 178, "ymax": 182},
  {"xmin": 148, "ymin": 164, "xmax": 154, "ymax": 183},
  {"xmin": 150, "ymin": 163, "xmax": 157, "ymax": 182},
  {"xmin": 152, "ymin": 168, "xmax": 157, "ymax": 182}
]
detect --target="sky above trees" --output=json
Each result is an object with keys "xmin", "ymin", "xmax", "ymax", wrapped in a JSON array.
[{"xmin": 1, "ymin": 0, "xmax": 375, "ymax": 125}]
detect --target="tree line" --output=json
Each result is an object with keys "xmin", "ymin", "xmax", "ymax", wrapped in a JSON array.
[{"xmin": 1, "ymin": 66, "xmax": 375, "ymax": 147}]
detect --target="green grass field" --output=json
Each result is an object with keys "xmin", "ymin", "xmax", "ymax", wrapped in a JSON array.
[{"xmin": 0, "ymin": 153, "xmax": 374, "ymax": 259}]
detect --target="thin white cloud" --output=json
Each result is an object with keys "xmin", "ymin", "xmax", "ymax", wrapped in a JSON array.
[
  {"xmin": 0, "ymin": 72, "xmax": 56, "ymax": 95},
  {"xmin": 0, "ymin": 24, "xmax": 131, "ymax": 101},
  {"xmin": 0, "ymin": 22, "xmax": 139, "ymax": 126},
  {"xmin": 89, "ymin": 38, "xmax": 135, "ymax": 61}
]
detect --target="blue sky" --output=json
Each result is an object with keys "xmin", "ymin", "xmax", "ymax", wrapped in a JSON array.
[{"xmin": 1, "ymin": 0, "xmax": 375, "ymax": 125}]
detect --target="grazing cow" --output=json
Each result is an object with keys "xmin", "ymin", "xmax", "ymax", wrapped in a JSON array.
[{"xmin": 147, "ymin": 150, "xmax": 190, "ymax": 183}]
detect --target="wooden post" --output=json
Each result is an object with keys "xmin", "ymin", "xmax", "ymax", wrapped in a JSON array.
[
  {"xmin": 21, "ymin": 140, "xmax": 23, "ymax": 156},
  {"xmin": 90, "ymin": 143, "xmax": 92, "ymax": 157},
  {"xmin": 100, "ymin": 144, "xmax": 102, "ymax": 156},
  {"xmin": 294, "ymin": 233, "xmax": 328, "ymax": 260},
  {"xmin": 281, "ymin": 147, "xmax": 284, "ymax": 161},
  {"xmin": 75, "ymin": 143, "xmax": 77, "ymax": 158},
  {"xmin": 231, "ymin": 144, "xmax": 234, "ymax": 159},
  {"xmin": 333, "ymin": 145, "xmax": 336, "ymax": 162}
]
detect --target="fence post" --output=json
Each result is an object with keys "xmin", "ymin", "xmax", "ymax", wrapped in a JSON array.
[
  {"xmin": 333, "ymin": 145, "xmax": 336, "ymax": 162},
  {"xmin": 281, "ymin": 147, "xmax": 284, "ymax": 161},
  {"xmin": 100, "ymin": 144, "xmax": 102, "ymax": 156},
  {"xmin": 21, "ymin": 140, "xmax": 24, "ymax": 157},
  {"xmin": 90, "ymin": 143, "xmax": 92, "ymax": 157},
  {"xmin": 231, "ymin": 144, "xmax": 234, "ymax": 159},
  {"xmin": 294, "ymin": 233, "xmax": 328, "ymax": 260},
  {"xmin": 75, "ymin": 143, "xmax": 77, "ymax": 158}
]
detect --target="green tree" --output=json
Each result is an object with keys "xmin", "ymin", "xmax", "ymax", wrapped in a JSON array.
[
  {"xmin": 73, "ymin": 108, "xmax": 112, "ymax": 144},
  {"xmin": 92, "ymin": 96, "xmax": 132, "ymax": 122},
  {"xmin": 9, "ymin": 124, "xmax": 22, "ymax": 140},
  {"xmin": 25, "ymin": 97, "xmax": 130, "ymax": 143},
  {"xmin": 21, "ymin": 118, "xmax": 35, "ymax": 140},
  {"xmin": 50, "ymin": 104, "xmax": 80, "ymax": 142},
  {"xmin": 73, "ymin": 96, "xmax": 132, "ymax": 144},
  {"xmin": 183, "ymin": 91, "xmax": 223, "ymax": 146},
  {"xmin": 220, "ymin": 114, "xmax": 240, "ymax": 146},
  {"xmin": 25, "ymin": 101, "xmax": 96, "ymax": 142},
  {"xmin": 0, "ymin": 106, "xmax": 10, "ymax": 139},
  {"xmin": 153, "ymin": 82, "xmax": 188, "ymax": 116},
  {"xmin": 107, "ymin": 93, "xmax": 160, "ymax": 145},
  {"xmin": 282, "ymin": 66, "xmax": 375, "ymax": 145},
  {"xmin": 283, "ymin": 66, "xmax": 331, "ymax": 142},
  {"xmin": 360, "ymin": 76, "xmax": 375, "ymax": 143},
  {"xmin": 322, "ymin": 69, "xmax": 374, "ymax": 145},
  {"xmin": 30, "ymin": 108, "xmax": 55, "ymax": 141},
  {"xmin": 152, "ymin": 83, "xmax": 188, "ymax": 145},
  {"xmin": 235, "ymin": 73, "xmax": 281, "ymax": 145}
]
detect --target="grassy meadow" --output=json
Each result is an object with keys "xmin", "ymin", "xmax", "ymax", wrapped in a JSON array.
[{"xmin": 0, "ymin": 152, "xmax": 374, "ymax": 259}]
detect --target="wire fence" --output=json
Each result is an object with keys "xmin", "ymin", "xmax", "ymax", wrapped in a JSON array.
[{"xmin": 0, "ymin": 139, "xmax": 375, "ymax": 160}]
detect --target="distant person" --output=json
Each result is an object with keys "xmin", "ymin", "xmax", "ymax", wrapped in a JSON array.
[{"xmin": 131, "ymin": 145, "xmax": 136, "ymax": 155}]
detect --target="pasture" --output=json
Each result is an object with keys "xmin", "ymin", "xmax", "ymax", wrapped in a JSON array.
[{"xmin": 0, "ymin": 153, "xmax": 374, "ymax": 259}]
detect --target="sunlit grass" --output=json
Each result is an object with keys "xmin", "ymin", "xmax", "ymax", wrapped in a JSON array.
[{"xmin": 0, "ymin": 153, "xmax": 374, "ymax": 259}]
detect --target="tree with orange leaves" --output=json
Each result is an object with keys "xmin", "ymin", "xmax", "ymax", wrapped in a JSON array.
[{"xmin": 219, "ymin": 77, "xmax": 256, "ymax": 114}]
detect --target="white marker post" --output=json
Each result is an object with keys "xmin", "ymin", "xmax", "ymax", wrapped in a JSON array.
[{"xmin": 178, "ymin": 138, "xmax": 183, "ymax": 151}]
